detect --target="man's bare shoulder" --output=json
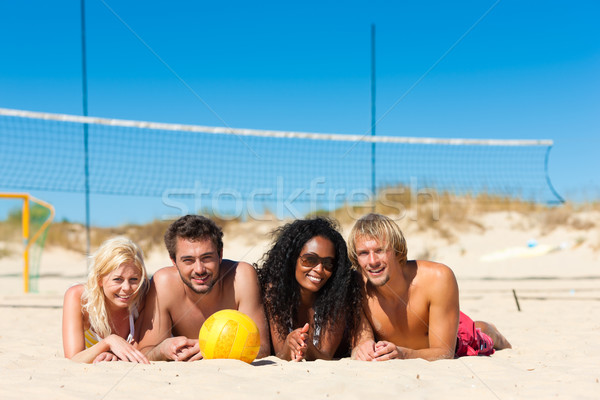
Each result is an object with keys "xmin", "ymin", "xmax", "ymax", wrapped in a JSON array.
[
  {"xmin": 143, "ymin": 266, "xmax": 184, "ymax": 316},
  {"xmin": 414, "ymin": 260, "xmax": 458, "ymax": 294},
  {"xmin": 414, "ymin": 260, "xmax": 455, "ymax": 278},
  {"xmin": 233, "ymin": 261, "xmax": 257, "ymax": 277},
  {"xmin": 152, "ymin": 266, "xmax": 183, "ymax": 289},
  {"xmin": 220, "ymin": 260, "xmax": 255, "ymax": 281},
  {"xmin": 216, "ymin": 260, "xmax": 253, "ymax": 290}
]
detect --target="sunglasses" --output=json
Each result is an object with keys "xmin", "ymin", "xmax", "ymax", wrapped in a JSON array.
[{"xmin": 299, "ymin": 253, "xmax": 335, "ymax": 271}]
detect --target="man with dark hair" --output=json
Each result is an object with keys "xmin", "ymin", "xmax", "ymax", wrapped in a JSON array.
[
  {"xmin": 349, "ymin": 213, "xmax": 511, "ymax": 361},
  {"xmin": 138, "ymin": 215, "xmax": 270, "ymax": 361}
]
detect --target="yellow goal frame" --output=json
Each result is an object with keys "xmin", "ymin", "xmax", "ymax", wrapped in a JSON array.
[{"xmin": 0, "ymin": 193, "xmax": 55, "ymax": 292}]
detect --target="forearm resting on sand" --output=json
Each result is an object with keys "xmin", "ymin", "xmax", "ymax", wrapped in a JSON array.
[
  {"xmin": 69, "ymin": 339, "xmax": 113, "ymax": 364},
  {"xmin": 372, "ymin": 341, "xmax": 454, "ymax": 361},
  {"xmin": 69, "ymin": 335, "xmax": 149, "ymax": 364}
]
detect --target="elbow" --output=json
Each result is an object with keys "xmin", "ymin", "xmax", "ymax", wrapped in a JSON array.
[
  {"xmin": 428, "ymin": 349, "xmax": 454, "ymax": 361},
  {"xmin": 257, "ymin": 345, "xmax": 271, "ymax": 359}
]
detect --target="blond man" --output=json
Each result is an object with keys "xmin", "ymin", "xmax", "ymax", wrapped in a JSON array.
[{"xmin": 349, "ymin": 213, "xmax": 510, "ymax": 361}]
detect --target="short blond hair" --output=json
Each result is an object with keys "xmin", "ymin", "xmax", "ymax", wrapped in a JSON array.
[
  {"xmin": 82, "ymin": 237, "xmax": 148, "ymax": 338},
  {"xmin": 348, "ymin": 213, "xmax": 408, "ymax": 267}
]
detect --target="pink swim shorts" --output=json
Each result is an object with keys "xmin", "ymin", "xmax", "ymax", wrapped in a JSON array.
[{"xmin": 455, "ymin": 311, "xmax": 495, "ymax": 357}]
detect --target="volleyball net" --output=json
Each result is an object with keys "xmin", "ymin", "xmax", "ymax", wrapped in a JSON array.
[{"xmin": 0, "ymin": 107, "xmax": 563, "ymax": 220}]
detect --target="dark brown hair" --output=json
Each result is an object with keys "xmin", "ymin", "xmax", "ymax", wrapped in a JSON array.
[{"xmin": 164, "ymin": 215, "xmax": 224, "ymax": 260}]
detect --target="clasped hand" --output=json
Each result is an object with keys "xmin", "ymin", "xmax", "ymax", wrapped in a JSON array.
[
  {"xmin": 285, "ymin": 323, "xmax": 309, "ymax": 361},
  {"xmin": 353, "ymin": 339, "xmax": 406, "ymax": 361},
  {"xmin": 159, "ymin": 336, "xmax": 203, "ymax": 361}
]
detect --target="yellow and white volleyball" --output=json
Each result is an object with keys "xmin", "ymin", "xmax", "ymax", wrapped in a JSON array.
[{"xmin": 198, "ymin": 309, "xmax": 261, "ymax": 364}]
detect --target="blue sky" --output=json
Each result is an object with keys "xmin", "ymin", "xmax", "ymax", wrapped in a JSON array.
[{"xmin": 1, "ymin": 1, "xmax": 599, "ymax": 225}]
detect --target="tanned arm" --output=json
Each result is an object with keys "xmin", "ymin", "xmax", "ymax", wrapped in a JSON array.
[
  {"xmin": 234, "ymin": 262, "xmax": 271, "ymax": 358},
  {"xmin": 270, "ymin": 320, "xmax": 307, "ymax": 361},
  {"xmin": 137, "ymin": 270, "xmax": 199, "ymax": 361},
  {"xmin": 351, "ymin": 309, "xmax": 377, "ymax": 361},
  {"xmin": 304, "ymin": 316, "xmax": 348, "ymax": 361}
]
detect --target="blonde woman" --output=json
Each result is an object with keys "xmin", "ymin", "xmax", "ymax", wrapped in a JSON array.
[{"xmin": 62, "ymin": 237, "xmax": 150, "ymax": 363}]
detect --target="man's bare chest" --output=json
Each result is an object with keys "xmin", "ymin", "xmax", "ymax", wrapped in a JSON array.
[
  {"xmin": 367, "ymin": 297, "xmax": 430, "ymax": 348},
  {"xmin": 170, "ymin": 296, "xmax": 238, "ymax": 337}
]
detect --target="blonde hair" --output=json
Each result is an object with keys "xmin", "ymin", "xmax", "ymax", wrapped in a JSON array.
[
  {"xmin": 82, "ymin": 237, "xmax": 149, "ymax": 338},
  {"xmin": 348, "ymin": 213, "xmax": 408, "ymax": 268}
]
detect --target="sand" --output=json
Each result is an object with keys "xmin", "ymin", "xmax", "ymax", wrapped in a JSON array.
[{"xmin": 1, "ymin": 211, "xmax": 599, "ymax": 399}]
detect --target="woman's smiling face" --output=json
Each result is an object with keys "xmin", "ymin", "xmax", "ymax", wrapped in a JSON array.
[
  {"xmin": 295, "ymin": 236, "xmax": 335, "ymax": 293},
  {"xmin": 100, "ymin": 262, "xmax": 141, "ymax": 309}
]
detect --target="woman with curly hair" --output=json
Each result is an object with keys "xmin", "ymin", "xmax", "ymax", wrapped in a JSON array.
[
  {"xmin": 62, "ymin": 237, "xmax": 150, "ymax": 363},
  {"xmin": 257, "ymin": 217, "xmax": 366, "ymax": 361}
]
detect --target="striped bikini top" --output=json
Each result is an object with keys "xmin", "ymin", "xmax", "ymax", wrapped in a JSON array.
[{"xmin": 84, "ymin": 308, "xmax": 137, "ymax": 348}]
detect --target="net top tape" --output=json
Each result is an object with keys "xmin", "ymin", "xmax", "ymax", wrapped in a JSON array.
[{"xmin": 0, "ymin": 108, "xmax": 553, "ymax": 147}]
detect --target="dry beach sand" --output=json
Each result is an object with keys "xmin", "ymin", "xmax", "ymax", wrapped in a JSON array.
[{"xmin": 1, "ymin": 210, "xmax": 599, "ymax": 399}]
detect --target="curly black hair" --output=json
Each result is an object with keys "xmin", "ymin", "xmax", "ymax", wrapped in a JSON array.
[{"xmin": 257, "ymin": 217, "xmax": 362, "ymax": 351}]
